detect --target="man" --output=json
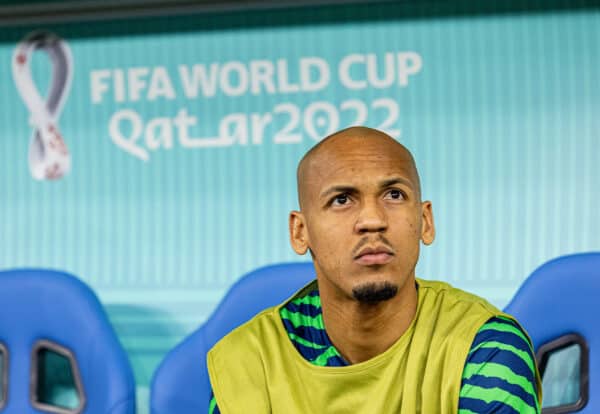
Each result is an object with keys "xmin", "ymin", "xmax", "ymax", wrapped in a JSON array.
[{"xmin": 207, "ymin": 127, "xmax": 541, "ymax": 413}]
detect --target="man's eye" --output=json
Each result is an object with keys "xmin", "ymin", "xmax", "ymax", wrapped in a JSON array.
[
  {"xmin": 332, "ymin": 194, "xmax": 349, "ymax": 206},
  {"xmin": 386, "ymin": 189, "xmax": 405, "ymax": 200}
]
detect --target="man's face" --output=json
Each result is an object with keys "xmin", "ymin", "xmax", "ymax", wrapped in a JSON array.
[{"xmin": 290, "ymin": 133, "xmax": 435, "ymax": 303}]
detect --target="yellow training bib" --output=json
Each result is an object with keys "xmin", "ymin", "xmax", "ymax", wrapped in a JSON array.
[{"xmin": 208, "ymin": 279, "xmax": 508, "ymax": 414}]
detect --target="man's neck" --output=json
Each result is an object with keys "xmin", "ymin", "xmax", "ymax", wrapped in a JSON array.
[{"xmin": 319, "ymin": 280, "xmax": 418, "ymax": 364}]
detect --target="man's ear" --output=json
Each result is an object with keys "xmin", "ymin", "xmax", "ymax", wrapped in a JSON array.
[
  {"xmin": 420, "ymin": 201, "xmax": 435, "ymax": 245},
  {"xmin": 289, "ymin": 211, "xmax": 309, "ymax": 255}
]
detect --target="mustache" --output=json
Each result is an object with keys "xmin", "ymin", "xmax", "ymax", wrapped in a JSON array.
[{"xmin": 351, "ymin": 235, "xmax": 395, "ymax": 257}]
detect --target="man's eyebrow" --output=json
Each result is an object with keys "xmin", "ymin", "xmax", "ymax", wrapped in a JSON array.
[
  {"xmin": 320, "ymin": 185, "xmax": 357, "ymax": 199},
  {"xmin": 380, "ymin": 177, "xmax": 414, "ymax": 189}
]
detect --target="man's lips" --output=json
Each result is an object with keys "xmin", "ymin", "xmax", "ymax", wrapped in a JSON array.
[{"xmin": 354, "ymin": 247, "xmax": 394, "ymax": 265}]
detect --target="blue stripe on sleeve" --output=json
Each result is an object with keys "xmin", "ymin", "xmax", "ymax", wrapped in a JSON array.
[
  {"xmin": 458, "ymin": 396, "xmax": 520, "ymax": 414},
  {"xmin": 470, "ymin": 317, "xmax": 533, "ymax": 352},
  {"xmin": 466, "ymin": 347, "xmax": 534, "ymax": 379},
  {"xmin": 461, "ymin": 374, "xmax": 538, "ymax": 408}
]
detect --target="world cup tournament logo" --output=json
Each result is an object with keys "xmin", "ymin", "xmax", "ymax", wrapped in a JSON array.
[{"xmin": 12, "ymin": 31, "xmax": 73, "ymax": 181}]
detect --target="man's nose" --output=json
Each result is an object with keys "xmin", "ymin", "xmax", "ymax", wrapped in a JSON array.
[{"xmin": 354, "ymin": 199, "xmax": 388, "ymax": 233}]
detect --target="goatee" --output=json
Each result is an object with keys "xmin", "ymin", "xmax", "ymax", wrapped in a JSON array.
[{"xmin": 352, "ymin": 282, "xmax": 398, "ymax": 304}]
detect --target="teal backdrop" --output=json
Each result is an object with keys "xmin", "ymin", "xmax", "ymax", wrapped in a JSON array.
[{"xmin": 1, "ymin": 2, "xmax": 599, "ymax": 412}]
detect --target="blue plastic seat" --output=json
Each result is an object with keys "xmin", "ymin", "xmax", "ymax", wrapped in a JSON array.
[
  {"xmin": 0, "ymin": 269, "xmax": 136, "ymax": 413},
  {"xmin": 504, "ymin": 252, "xmax": 600, "ymax": 413},
  {"xmin": 150, "ymin": 262, "xmax": 315, "ymax": 414}
]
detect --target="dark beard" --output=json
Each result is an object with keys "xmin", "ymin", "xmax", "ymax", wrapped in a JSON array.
[{"xmin": 352, "ymin": 282, "xmax": 398, "ymax": 304}]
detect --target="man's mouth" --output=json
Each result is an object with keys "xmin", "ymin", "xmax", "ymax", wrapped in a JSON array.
[{"xmin": 354, "ymin": 247, "xmax": 395, "ymax": 265}]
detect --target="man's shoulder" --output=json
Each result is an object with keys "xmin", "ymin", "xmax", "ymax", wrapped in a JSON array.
[
  {"xmin": 414, "ymin": 278, "xmax": 512, "ymax": 358},
  {"xmin": 208, "ymin": 305, "xmax": 282, "ymax": 359},
  {"xmin": 208, "ymin": 279, "xmax": 318, "ymax": 358},
  {"xmin": 417, "ymin": 277, "xmax": 501, "ymax": 316}
]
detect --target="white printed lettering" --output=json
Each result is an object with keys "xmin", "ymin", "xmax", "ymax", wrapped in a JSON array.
[
  {"xmin": 366, "ymin": 53, "xmax": 395, "ymax": 89},
  {"xmin": 300, "ymin": 57, "xmax": 330, "ymax": 92},
  {"xmin": 128, "ymin": 67, "xmax": 149, "ymax": 102},
  {"xmin": 109, "ymin": 109, "xmax": 148, "ymax": 161},
  {"xmin": 179, "ymin": 64, "xmax": 219, "ymax": 98},
  {"xmin": 114, "ymin": 69, "xmax": 125, "ymax": 103},
  {"xmin": 251, "ymin": 112, "xmax": 273, "ymax": 145},
  {"xmin": 250, "ymin": 60, "xmax": 276, "ymax": 95},
  {"xmin": 277, "ymin": 59, "xmax": 300, "ymax": 93},
  {"xmin": 90, "ymin": 69, "xmax": 111, "ymax": 104},
  {"xmin": 147, "ymin": 67, "xmax": 176, "ymax": 101},
  {"xmin": 220, "ymin": 61, "xmax": 249, "ymax": 97},
  {"xmin": 397, "ymin": 52, "xmax": 422, "ymax": 86},
  {"xmin": 339, "ymin": 54, "xmax": 367, "ymax": 90},
  {"xmin": 145, "ymin": 117, "xmax": 173, "ymax": 149}
]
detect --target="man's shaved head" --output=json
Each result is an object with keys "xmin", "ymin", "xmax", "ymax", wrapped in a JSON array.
[
  {"xmin": 289, "ymin": 127, "xmax": 435, "ymax": 314},
  {"xmin": 296, "ymin": 126, "xmax": 421, "ymax": 210},
  {"xmin": 289, "ymin": 125, "xmax": 434, "ymax": 309}
]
